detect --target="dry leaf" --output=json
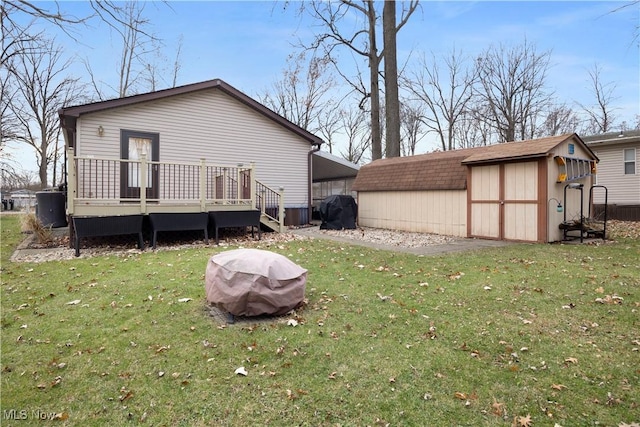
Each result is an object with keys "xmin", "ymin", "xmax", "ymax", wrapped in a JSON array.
[
  {"xmin": 551, "ymin": 384, "xmax": 567, "ymax": 390},
  {"xmin": 564, "ymin": 357, "xmax": 578, "ymax": 364},
  {"xmin": 52, "ymin": 412, "xmax": 69, "ymax": 421},
  {"xmin": 66, "ymin": 299, "xmax": 81, "ymax": 305},
  {"xmin": 177, "ymin": 298, "xmax": 192, "ymax": 303},
  {"xmin": 328, "ymin": 371, "xmax": 337, "ymax": 379},
  {"xmin": 287, "ymin": 319, "xmax": 298, "ymax": 327},
  {"xmin": 514, "ymin": 414, "xmax": 532, "ymax": 427},
  {"xmin": 454, "ymin": 391, "xmax": 467, "ymax": 400},
  {"xmin": 234, "ymin": 367, "xmax": 248, "ymax": 376},
  {"xmin": 491, "ymin": 399, "xmax": 506, "ymax": 416}
]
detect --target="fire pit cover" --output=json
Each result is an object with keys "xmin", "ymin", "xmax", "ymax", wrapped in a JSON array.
[{"xmin": 205, "ymin": 249, "xmax": 307, "ymax": 316}]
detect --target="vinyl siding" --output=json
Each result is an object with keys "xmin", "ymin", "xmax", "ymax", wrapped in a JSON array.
[
  {"xmin": 356, "ymin": 190, "xmax": 467, "ymax": 237},
  {"xmin": 76, "ymin": 89, "xmax": 311, "ymax": 206},
  {"xmin": 592, "ymin": 142, "xmax": 640, "ymax": 205}
]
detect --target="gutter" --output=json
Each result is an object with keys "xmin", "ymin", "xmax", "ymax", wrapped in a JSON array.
[{"xmin": 307, "ymin": 143, "xmax": 322, "ymax": 223}]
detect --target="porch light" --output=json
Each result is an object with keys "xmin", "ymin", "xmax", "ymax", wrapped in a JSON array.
[
  {"xmin": 548, "ymin": 198, "xmax": 563, "ymax": 213},
  {"xmin": 97, "ymin": 125, "xmax": 104, "ymax": 136}
]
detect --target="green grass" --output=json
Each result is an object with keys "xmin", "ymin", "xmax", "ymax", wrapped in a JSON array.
[{"xmin": 1, "ymin": 214, "xmax": 638, "ymax": 426}]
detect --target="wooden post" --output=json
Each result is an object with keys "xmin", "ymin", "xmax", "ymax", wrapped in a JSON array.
[
  {"xmin": 278, "ymin": 187, "xmax": 285, "ymax": 233},
  {"xmin": 222, "ymin": 167, "xmax": 228, "ymax": 204},
  {"xmin": 250, "ymin": 162, "xmax": 256, "ymax": 210},
  {"xmin": 140, "ymin": 153, "xmax": 147, "ymax": 214},
  {"xmin": 200, "ymin": 159, "xmax": 206, "ymax": 211},
  {"xmin": 66, "ymin": 148, "xmax": 76, "ymax": 215}
]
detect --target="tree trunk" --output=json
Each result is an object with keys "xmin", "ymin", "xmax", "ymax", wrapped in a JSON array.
[
  {"xmin": 367, "ymin": 0, "xmax": 382, "ymax": 161},
  {"xmin": 383, "ymin": 0, "xmax": 400, "ymax": 158}
]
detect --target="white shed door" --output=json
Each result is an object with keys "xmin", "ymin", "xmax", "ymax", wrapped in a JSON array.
[{"xmin": 469, "ymin": 162, "xmax": 540, "ymax": 241}]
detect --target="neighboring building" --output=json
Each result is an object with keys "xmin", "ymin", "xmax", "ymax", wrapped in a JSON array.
[
  {"xmin": 583, "ymin": 130, "xmax": 640, "ymax": 221},
  {"xmin": 352, "ymin": 134, "xmax": 599, "ymax": 243}
]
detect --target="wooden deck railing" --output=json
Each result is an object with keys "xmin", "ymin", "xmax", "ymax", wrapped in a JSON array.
[{"xmin": 67, "ymin": 149, "xmax": 284, "ymax": 231}]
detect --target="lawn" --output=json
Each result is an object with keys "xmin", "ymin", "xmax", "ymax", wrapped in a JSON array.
[{"xmin": 1, "ymin": 214, "xmax": 638, "ymax": 426}]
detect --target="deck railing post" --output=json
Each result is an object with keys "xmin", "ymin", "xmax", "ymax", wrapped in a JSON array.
[
  {"xmin": 200, "ymin": 159, "xmax": 206, "ymax": 211},
  {"xmin": 140, "ymin": 153, "xmax": 147, "ymax": 214},
  {"xmin": 250, "ymin": 162, "xmax": 256, "ymax": 210},
  {"xmin": 222, "ymin": 167, "xmax": 228, "ymax": 204},
  {"xmin": 67, "ymin": 148, "xmax": 76, "ymax": 215},
  {"xmin": 278, "ymin": 187, "xmax": 285, "ymax": 233}
]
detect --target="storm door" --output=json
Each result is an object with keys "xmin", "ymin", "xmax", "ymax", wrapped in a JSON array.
[{"xmin": 120, "ymin": 130, "xmax": 159, "ymax": 199}]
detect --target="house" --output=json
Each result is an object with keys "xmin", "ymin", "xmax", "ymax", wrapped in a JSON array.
[
  {"xmin": 58, "ymin": 79, "xmax": 335, "ymax": 252},
  {"xmin": 352, "ymin": 133, "xmax": 599, "ymax": 243},
  {"xmin": 583, "ymin": 130, "xmax": 640, "ymax": 221}
]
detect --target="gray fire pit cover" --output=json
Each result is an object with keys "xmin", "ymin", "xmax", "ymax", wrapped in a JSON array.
[{"xmin": 205, "ymin": 249, "xmax": 307, "ymax": 316}]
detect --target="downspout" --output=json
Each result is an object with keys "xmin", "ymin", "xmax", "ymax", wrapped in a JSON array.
[{"xmin": 308, "ymin": 143, "xmax": 321, "ymax": 224}]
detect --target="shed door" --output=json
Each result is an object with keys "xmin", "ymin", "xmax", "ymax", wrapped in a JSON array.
[
  {"xmin": 120, "ymin": 130, "xmax": 159, "ymax": 199},
  {"xmin": 469, "ymin": 162, "xmax": 540, "ymax": 241}
]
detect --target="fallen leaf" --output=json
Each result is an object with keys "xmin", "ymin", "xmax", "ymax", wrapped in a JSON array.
[
  {"xmin": 52, "ymin": 412, "xmax": 69, "ymax": 421},
  {"xmin": 328, "ymin": 371, "xmax": 337, "ymax": 379},
  {"xmin": 514, "ymin": 414, "xmax": 532, "ymax": 427},
  {"xmin": 287, "ymin": 319, "xmax": 298, "ymax": 327},
  {"xmin": 66, "ymin": 299, "xmax": 81, "ymax": 305},
  {"xmin": 551, "ymin": 384, "xmax": 567, "ymax": 390},
  {"xmin": 564, "ymin": 357, "xmax": 578, "ymax": 364},
  {"xmin": 177, "ymin": 298, "xmax": 192, "ymax": 303},
  {"xmin": 454, "ymin": 391, "xmax": 467, "ymax": 400},
  {"xmin": 491, "ymin": 399, "xmax": 505, "ymax": 416},
  {"xmin": 234, "ymin": 366, "xmax": 248, "ymax": 376}
]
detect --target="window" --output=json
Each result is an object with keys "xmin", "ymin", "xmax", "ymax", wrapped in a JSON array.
[{"xmin": 624, "ymin": 148, "xmax": 636, "ymax": 175}]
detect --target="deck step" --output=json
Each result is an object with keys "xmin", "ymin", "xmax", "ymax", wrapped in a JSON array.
[{"xmin": 260, "ymin": 216, "xmax": 282, "ymax": 232}]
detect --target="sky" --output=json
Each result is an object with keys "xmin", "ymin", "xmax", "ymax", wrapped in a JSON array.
[{"xmin": 5, "ymin": 0, "xmax": 640, "ymax": 177}]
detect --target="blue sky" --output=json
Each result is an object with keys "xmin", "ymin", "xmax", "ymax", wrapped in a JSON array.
[{"xmin": 8, "ymin": 1, "xmax": 640, "ymax": 174}]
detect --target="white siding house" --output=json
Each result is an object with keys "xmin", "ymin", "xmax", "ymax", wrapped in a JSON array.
[
  {"xmin": 584, "ymin": 130, "xmax": 640, "ymax": 220},
  {"xmin": 59, "ymin": 79, "xmax": 325, "ymax": 228}
]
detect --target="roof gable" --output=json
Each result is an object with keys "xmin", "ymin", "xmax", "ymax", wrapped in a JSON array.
[{"xmin": 59, "ymin": 79, "xmax": 323, "ymax": 146}]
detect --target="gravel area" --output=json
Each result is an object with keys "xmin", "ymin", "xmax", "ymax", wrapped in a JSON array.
[{"xmin": 9, "ymin": 220, "xmax": 639, "ymax": 264}]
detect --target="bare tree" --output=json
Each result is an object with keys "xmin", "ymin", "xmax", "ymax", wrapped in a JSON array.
[
  {"xmin": 537, "ymin": 104, "xmax": 581, "ymax": 137},
  {"xmin": 7, "ymin": 38, "xmax": 84, "ymax": 188},
  {"xmin": 259, "ymin": 52, "xmax": 336, "ymax": 135},
  {"xmin": 578, "ymin": 63, "xmax": 618, "ymax": 135},
  {"xmin": 399, "ymin": 100, "xmax": 425, "ymax": 156},
  {"xmin": 404, "ymin": 48, "xmax": 478, "ymax": 150},
  {"xmin": 454, "ymin": 106, "xmax": 493, "ymax": 149},
  {"xmin": 84, "ymin": 1, "xmax": 161, "ymax": 99},
  {"xmin": 475, "ymin": 40, "xmax": 553, "ymax": 143},
  {"xmin": 316, "ymin": 106, "xmax": 343, "ymax": 154},
  {"xmin": 299, "ymin": 0, "xmax": 418, "ymax": 160},
  {"xmin": 339, "ymin": 107, "xmax": 371, "ymax": 164}
]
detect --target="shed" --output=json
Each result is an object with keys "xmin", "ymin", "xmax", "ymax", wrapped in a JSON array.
[{"xmin": 352, "ymin": 133, "xmax": 598, "ymax": 243}]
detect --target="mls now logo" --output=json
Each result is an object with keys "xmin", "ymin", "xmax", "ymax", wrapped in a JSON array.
[{"xmin": 3, "ymin": 409, "xmax": 28, "ymax": 420}]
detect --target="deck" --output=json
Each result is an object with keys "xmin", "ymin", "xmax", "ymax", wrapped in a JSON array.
[{"xmin": 67, "ymin": 150, "xmax": 285, "ymax": 232}]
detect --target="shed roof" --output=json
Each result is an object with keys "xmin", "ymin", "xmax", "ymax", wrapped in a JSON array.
[
  {"xmin": 58, "ymin": 78, "xmax": 324, "ymax": 147},
  {"xmin": 352, "ymin": 133, "xmax": 595, "ymax": 192}
]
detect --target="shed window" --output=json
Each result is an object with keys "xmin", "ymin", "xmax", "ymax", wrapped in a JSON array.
[{"xmin": 624, "ymin": 148, "xmax": 636, "ymax": 175}]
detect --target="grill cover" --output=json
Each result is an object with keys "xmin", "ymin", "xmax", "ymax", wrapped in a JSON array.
[
  {"xmin": 319, "ymin": 195, "xmax": 357, "ymax": 230},
  {"xmin": 205, "ymin": 249, "xmax": 307, "ymax": 316}
]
